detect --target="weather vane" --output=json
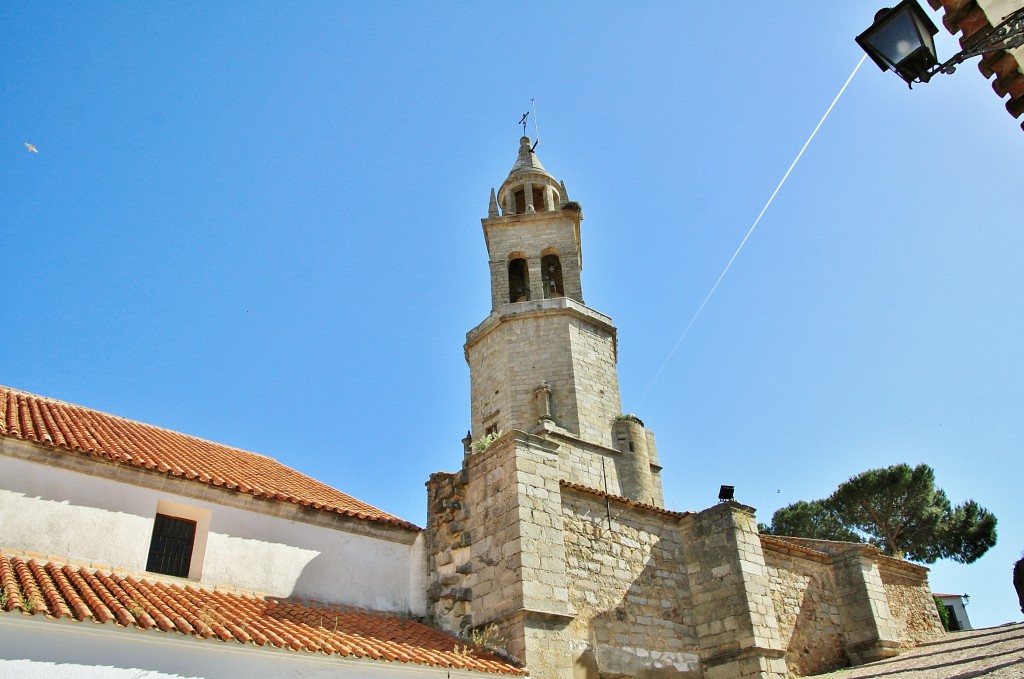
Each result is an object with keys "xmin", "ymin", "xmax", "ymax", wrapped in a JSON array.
[{"xmin": 519, "ymin": 99, "xmax": 540, "ymax": 151}]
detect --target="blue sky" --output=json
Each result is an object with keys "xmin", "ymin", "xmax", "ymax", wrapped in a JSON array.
[{"xmin": 3, "ymin": 3, "xmax": 1022, "ymax": 628}]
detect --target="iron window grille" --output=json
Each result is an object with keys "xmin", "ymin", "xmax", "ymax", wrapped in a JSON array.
[{"xmin": 146, "ymin": 513, "xmax": 196, "ymax": 578}]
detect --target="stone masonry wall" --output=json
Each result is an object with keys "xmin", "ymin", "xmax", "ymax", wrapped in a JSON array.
[
  {"xmin": 549, "ymin": 432, "xmax": 664, "ymax": 509},
  {"xmin": 761, "ymin": 540, "xmax": 847, "ymax": 676},
  {"xmin": 426, "ymin": 432, "xmax": 574, "ymax": 679},
  {"xmin": 878, "ymin": 560, "xmax": 944, "ymax": 649},
  {"xmin": 554, "ymin": 435, "xmax": 623, "ymax": 498},
  {"xmin": 611, "ymin": 419, "xmax": 655, "ymax": 505},
  {"xmin": 567, "ymin": 315, "xmax": 622, "ymax": 447},
  {"xmin": 426, "ymin": 469, "xmax": 473, "ymax": 636},
  {"xmin": 560, "ymin": 486, "xmax": 700, "ymax": 678},
  {"xmin": 465, "ymin": 301, "xmax": 619, "ymax": 447}
]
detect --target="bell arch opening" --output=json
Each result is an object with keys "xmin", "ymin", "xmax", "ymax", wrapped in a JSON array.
[
  {"xmin": 541, "ymin": 253, "xmax": 564, "ymax": 299},
  {"xmin": 508, "ymin": 257, "xmax": 530, "ymax": 302}
]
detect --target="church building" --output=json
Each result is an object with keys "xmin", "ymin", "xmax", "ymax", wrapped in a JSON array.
[{"xmin": 0, "ymin": 135, "xmax": 944, "ymax": 678}]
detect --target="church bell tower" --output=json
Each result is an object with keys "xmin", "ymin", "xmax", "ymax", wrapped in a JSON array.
[
  {"xmin": 464, "ymin": 135, "xmax": 662, "ymax": 506},
  {"xmin": 426, "ymin": 135, "xmax": 670, "ymax": 676}
]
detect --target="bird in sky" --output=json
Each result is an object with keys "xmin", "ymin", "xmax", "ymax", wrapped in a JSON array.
[{"xmin": 24, "ymin": 143, "xmax": 38, "ymax": 153}]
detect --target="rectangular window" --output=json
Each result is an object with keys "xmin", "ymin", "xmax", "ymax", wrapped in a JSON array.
[{"xmin": 146, "ymin": 514, "xmax": 197, "ymax": 578}]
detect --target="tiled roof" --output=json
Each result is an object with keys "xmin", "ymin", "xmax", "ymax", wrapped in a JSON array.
[
  {"xmin": 0, "ymin": 550, "xmax": 526, "ymax": 675},
  {"xmin": 927, "ymin": 0, "xmax": 1024, "ymax": 131},
  {"xmin": 0, "ymin": 385, "xmax": 417, "ymax": 531}
]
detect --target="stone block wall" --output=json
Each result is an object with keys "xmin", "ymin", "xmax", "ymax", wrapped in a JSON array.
[
  {"xmin": 553, "ymin": 434, "xmax": 624, "ymax": 498},
  {"xmin": 831, "ymin": 550, "xmax": 902, "ymax": 665},
  {"xmin": 560, "ymin": 485, "xmax": 700, "ymax": 678},
  {"xmin": 566, "ymin": 314, "xmax": 621, "ymax": 446},
  {"xmin": 548, "ymin": 431, "xmax": 664, "ymax": 509},
  {"xmin": 611, "ymin": 418, "xmax": 656, "ymax": 505},
  {"xmin": 465, "ymin": 300, "xmax": 620, "ymax": 448},
  {"xmin": 761, "ymin": 539, "xmax": 847, "ymax": 676},
  {"xmin": 763, "ymin": 538, "xmax": 937, "ymax": 667},
  {"xmin": 877, "ymin": 559, "xmax": 944, "ymax": 649},
  {"xmin": 425, "ymin": 469, "xmax": 473, "ymax": 635}
]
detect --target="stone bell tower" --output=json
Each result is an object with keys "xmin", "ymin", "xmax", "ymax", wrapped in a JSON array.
[
  {"xmin": 464, "ymin": 136, "xmax": 662, "ymax": 505},
  {"xmin": 426, "ymin": 136, "xmax": 669, "ymax": 678}
]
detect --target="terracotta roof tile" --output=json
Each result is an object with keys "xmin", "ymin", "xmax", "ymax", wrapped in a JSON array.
[
  {"xmin": 0, "ymin": 551, "xmax": 526, "ymax": 675},
  {"xmin": 0, "ymin": 385, "xmax": 417, "ymax": 530}
]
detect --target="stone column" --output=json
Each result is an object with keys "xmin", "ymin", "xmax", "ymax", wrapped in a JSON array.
[
  {"xmin": 528, "ymin": 257, "xmax": 544, "ymax": 302},
  {"xmin": 679, "ymin": 502, "xmax": 787, "ymax": 679}
]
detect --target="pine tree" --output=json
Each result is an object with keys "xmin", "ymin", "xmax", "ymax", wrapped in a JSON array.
[{"xmin": 762, "ymin": 463, "xmax": 997, "ymax": 564}]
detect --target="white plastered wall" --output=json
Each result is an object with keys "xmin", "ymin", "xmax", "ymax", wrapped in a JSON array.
[{"xmin": 0, "ymin": 451, "xmax": 424, "ymax": 615}]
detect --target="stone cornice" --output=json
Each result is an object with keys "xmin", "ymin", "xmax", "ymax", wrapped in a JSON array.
[{"xmin": 465, "ymin": 297, "xmax": 617, "ymax": 362}]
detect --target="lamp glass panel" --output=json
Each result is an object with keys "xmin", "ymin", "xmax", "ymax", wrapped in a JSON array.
[
  {"xmin": 911, "ymin": 11, "xmax": 937, "ymax": 59},
  {"xmin": 867, "ymin": 9, "xmax": 924, "ymax": 69}
]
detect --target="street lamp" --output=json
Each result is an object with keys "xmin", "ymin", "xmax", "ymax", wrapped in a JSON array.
[{"xmin": 856, "ymin": 0, "xmax": 1024, "ymax": 87}]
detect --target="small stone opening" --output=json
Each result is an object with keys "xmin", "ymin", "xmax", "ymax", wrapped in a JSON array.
[
  {"xmin": 514, "ymin": 189, "xmax": 526, "ymax": 214},
  {"xmin": 542, "ymin": 254, "xmax": 564, "ymax": 298},
  {"xmin": 508, "ymin": 258, "xmax": 529, "ymax": 302}
]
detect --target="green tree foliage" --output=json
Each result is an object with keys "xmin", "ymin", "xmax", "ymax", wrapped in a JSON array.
[
  {"xmin": 933, "ymin": 596, "xmax": 950, "ymax": 631},
  {"xmin": 758, "ymin": 500, "xmax": 862, "ymax": 543},
  {"xmin": 762, "ymin": 463, "xmax": 997, "ymax": 564}
]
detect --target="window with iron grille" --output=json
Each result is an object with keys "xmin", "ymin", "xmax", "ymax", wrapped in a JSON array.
[{"xmin": 146, "ymin": 514, "xmax": 196, "ymax": 578}]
